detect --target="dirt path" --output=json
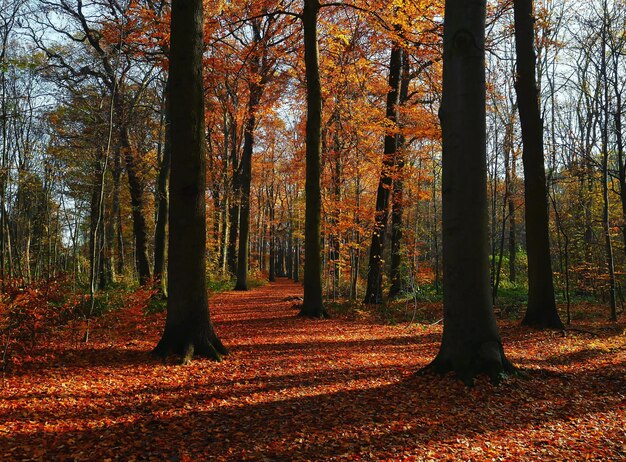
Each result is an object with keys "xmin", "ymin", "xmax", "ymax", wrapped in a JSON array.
[{"xmin": 1, "ymin": 278, "xmax": 624, "ymax": 460}]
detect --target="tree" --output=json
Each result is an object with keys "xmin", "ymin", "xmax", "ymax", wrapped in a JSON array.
[
  {"xmin": 389, "ymin": 49, "xmax": 411, "ymax": 299},
  {"xmin": 33, "ymin": 0, "xmax": 155, "ymax": 286},
  {"xmin": 425, "ymin": 0, "xmax": 513, "ymax": 384},
  {"xmin": 153, "ymin": 77, "xmax": 171, "ymax": 296},
  {"xmin": 299, "ymin": 0, "xmax": 327, "ymax": 318},
  {"xmin": 513, "ymin": 0, "xmax": 563, "ymax": 329},
  {"xmin": 363, "ymin": 39, "xmax": 402, "ymax": 304},
  {"xmin": 153, "ymin": 0, "xmax": 227, "ymax": 363},
  {"xmin": 235, "ymin": 16, "xmax": 278, "ymax": 291}
]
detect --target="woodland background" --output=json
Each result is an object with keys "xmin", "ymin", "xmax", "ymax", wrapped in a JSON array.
[
  {"xmin": 1, "ymin": 0, "xmax": 626, "ymax": 319},
  {"xmin": 0, "ymin": 0, "xmax": 625, "ymax": 459}
]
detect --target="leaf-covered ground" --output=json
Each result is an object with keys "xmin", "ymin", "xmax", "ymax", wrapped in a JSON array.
[{"xmin": 1, "ymin": 278, "xmax": 625, "ymax": 461}]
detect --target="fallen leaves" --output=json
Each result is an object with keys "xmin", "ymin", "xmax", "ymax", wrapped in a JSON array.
[{"xmin": 1, "ymin": 278, "xmax": 625, "ymax": 460}]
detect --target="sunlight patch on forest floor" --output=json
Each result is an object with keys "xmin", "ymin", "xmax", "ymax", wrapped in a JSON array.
[{"xmin": 1, "ymin": 278, "xmax": 624, "ymax": 461}]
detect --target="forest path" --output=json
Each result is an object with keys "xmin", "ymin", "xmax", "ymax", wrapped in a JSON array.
[{"xmin": 1, "ymin": 278, "xmax": 624, "ymax": 460}]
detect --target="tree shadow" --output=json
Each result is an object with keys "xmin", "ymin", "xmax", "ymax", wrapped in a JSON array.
[{"xmin": 2, "ymin": 363, "xmax": 624, "ymax": 461}]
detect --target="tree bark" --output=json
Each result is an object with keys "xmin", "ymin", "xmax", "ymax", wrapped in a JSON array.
[
  {"xmin": 226, "ymin": 115, "xmax": 239, "ymax": 275},
  {"xmin": 293, "ymin": 237, "xmax": 300, "ymax": 283},
  {"xmin": 389, "ymin": 49, "xmax": 410, "ymax": 299},
  {"xmin": 508, "ymin": 129, "xmax": 517, "ymax": 283},
  {"xmin": 268, "ymin": 193, "xmax": 276, "ymax": 282},
  {"xmin": 112, "ymin": 147, "xmax": 124, "ymax": 277},
  {"xmin": 118, "ymin": 118, "xmax": 151, "ymax": 286},
  {"xmin": 599, "ymin": 6, "xmax": 617, "ymax": 322},
  {"xmin": 234, "ymin": 71, "xmax": 263, "ymax": 290},
  {"xmin": 424, "ymin": 0, "xmax": 513, "ymax": 385},
  {"xmin": 299, "ymin": 0, "xmax": 326, "ymax": 318},
  {"xmin": 153, "ymin": 0, "xmax": 227, "ymax": 363},
  {"xmin": 154, "ymin": 77, "xmax": 171, "ymax": 296},
  {"xmin": 513, "ymin": 0, "xmax": 563, "ymax": 329},
  {"xmin": 363, "ymin": 40, "xmax": 402, "ymax": 304}
]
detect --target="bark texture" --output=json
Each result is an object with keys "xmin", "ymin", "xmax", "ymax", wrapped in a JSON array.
[
  {"xmin": 299, "ymin": 0, "xmax": 327, "ymax": 318},
  {"xmin": 425, "ymin": 0, "xmax": 513, "ymax": 384},
  {"xmin": 235, "ymin": 22, "xmax": 263, "ymax": 290},
  {"xmin": 389, "ymin": 49, "xmax": 410, "ymax": 299},
  {"xmin": 153, "ymin": 77, "xmax": 171, "ymax": 296},
  {"xmin": 513, "ymin": 0, "xmax": 563, "ymax": 329},
  {"xmin": 364, "ymin": 40, "xmax": 402, "ymax": 304},
  {"xmin": 153, "ymin": 0, "xmax": 226, "ymax": 362}
]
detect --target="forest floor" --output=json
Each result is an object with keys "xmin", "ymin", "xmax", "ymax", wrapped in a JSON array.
[{"xmin": 1, "ymin": 278, "xmax": 625, "ymax": 461}]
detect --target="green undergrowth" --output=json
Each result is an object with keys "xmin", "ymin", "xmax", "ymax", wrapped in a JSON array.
[{"xmin": 327, "ymin": 281, "xmax": 619, "ymax": 326}]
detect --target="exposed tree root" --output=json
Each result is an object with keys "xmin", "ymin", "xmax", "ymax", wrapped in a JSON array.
[
  {"xmin": 420, "ymin": 341, "xmax": 516, "ymax": 386},
  {"xmin": 297, "ymin": 305, "xmax": 329, "ymax": 319},
  {"xmin": 152, "ymin": 334, "xmax": 227, "ymax": 364}
]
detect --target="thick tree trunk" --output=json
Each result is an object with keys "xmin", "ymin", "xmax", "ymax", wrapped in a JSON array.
[
  {"xmin": 299, "ymin": 0, "xmax": 326, "ymax": 318},
  {"xmin": 235, "ymin": 84, "xmax": 262, "ymax": 290},
  {"xmin": 389, "ymin": 50, "xmax": 410, "ymax": 299},
  {"xmin": 425, "ymin": 0, "xmax": 513, "ymax": 385},
  {"xmin": 513, "ymin": 0, "xmax": 563, "ymax": 329},
  {"xmin": 363, "ymin": 40, "xmax": 402, "ymax": 304},
  {"xmin": 153, "ymin": 0, "xmax": 227, "ymax": 363},
  {"xmin": 154, "ymin": 78, "xmax": 171, "ymax": 296},
  {"xmin": 118, "ymin": 121, "xmax": 151, "ymax": 286}
]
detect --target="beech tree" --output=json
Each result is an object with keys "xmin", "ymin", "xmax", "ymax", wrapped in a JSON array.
[
  {"xmin": 153, "ymin": 0, "xmax": 227, "ymax": 363},
  {"xmin": 299, "ymin": 0, "xmax": 326, "ymax": 318},
  {"xmin": 363, "ymin": 39, "xmax": 402, "ymax": 305},
  {"xmin": 426, "ymin": 0, "xmax": 513, "ymax": 384},
  {"xmin": 513, "ymin": 0, "xmax": 563, "ymax": 329},
  {"xmin": 235, "ymin": 15, "xmax": 280, "ymax": 291}
]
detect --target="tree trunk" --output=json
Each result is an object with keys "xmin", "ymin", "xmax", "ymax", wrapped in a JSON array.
[
  {"xmin": 112, "ymin": 147, "xmax": 124, "ymax": 277},
  {"xmin": 226, "ymin": 114, "xmax": 240, "ymax": 275},
  {"xmin": 389, "ymin": 49, "xmax": 410, "ymax": 299},
  {"xmin": 293, "ymin": 237, "xmax": 300, "ymax": 283},
  {"xmin": 118, "ymin": 121, "xmax": 151, "ymax": 286},
  {"xmin": 219, "ymin": 196, "xmax": 229, "ymax": 273},
  {"xmin": 614, "ymin": 73, "xmax": 626, "ymax": 269},
  {"xmin": 154, "ymin": 77, "xmax": 171, "ymax": 296},
  {"xmin": 599, "ymin": 8, "xmax": 617, "ymax": 322},
  {"xmin": 508, "ymin": 145, "xmax": 517, "ymax": 283},
  {"xmin": 363, "ymin": 40, "xmax": 402, "ymax": 304},
  {"xmin": 286, "ymin": 223, "xmax": 293, "ymax": 279},
  {"xmin": 513, "ymin": 0, "xmax": 563, "ymax": 329},
  {"xmin": 330, "ymin": 125, "xmax": 341, "ymax": 298},
  {"xmin": 153, "ymin": 0, "xmax": 227, "ymax": 363},
  {"xmin": 227, "ymin": 202, "xmax": 239, "ymax": 274},
  {"xmin": 234, "ymin": 77, "xmax": 263, "ymax": 290},
  {"xmin": 425, "ymin": 0, "xmax": 513, "ymax": 385},
  {"xmin": 269, "ymin": 196, "xmax": 276, "ymax": 282},
  {"xmin": 299, "ymin": 0, "xmax": 326, "ymax": 318}
]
